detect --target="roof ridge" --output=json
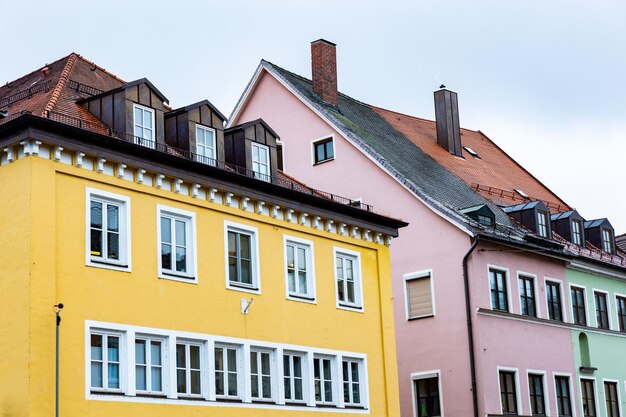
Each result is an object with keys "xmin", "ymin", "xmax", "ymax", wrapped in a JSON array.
[
  {"xmin": 74, "ymin": 54, "xmax": 126, "ymax": 83},
  {"xmin": 1, "ymin": 53, "xmax": 73, "ymax": 89},
  {"xmin": 43, "ymin": 53, "xmax": 78, "ymax": 116}
]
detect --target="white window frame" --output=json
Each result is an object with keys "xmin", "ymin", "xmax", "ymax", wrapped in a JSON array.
[
  {"xmin": 86, "ymin": 188, "xmax": 131, "ymax": 272},
  {"xmin": 553, "ymin": 372, "xmax": 577, "ymax": 417},
  {"xmin": 283, "ymin": 235, "xmax": 316, "ymax": 303},
  {"xmin": 410, "ymin": 370, "xmax": 444, "ymax": 417},
  {"xmin": 251, "ymin": 142, "xmax": 271, "ymax": 182},
  {"xmin": 497, "ymin": 366, "xmax": 522, "ymax": 415},
  {"xmin": 333, "ymin": 247, "xmax": 364, "ymax": 312},
  {"xmin": 175, "ymin": 339, "xmax": 205, "ymax": 398},
  {"xmin": 487, "ymin": 265, "xmax": 512, "ymax": 313},
  {"xmin": 526, "ymin": 369, "xmax": 551, "ymax": 417},
  {"xmin": 569, "ymin": 284, "xmax": 590, "ymax": 326},
  {"xmin": 537, "ymin": 211, "xmax": 549, "ymax": 237},
  {"xmin": 615, "ymin": 292, "xmax": 626, "ymax": 333},
  {"xmin": 545, "ymin": 277, "xmax": 568, "ymax": 323},
  {"xmin": 134, "ymin": 334, "xmax": 167, "ymax": 395},
  {"xmin": 403, "ymin": 269, "xmax": 436, "ymax": 320},
  {"xmin": 602, "ymin": 378, "xmax": 623, "ymax": 417},
  {"xmin": 579, "ymin": 376, "xmax": 600, "ymax": 417},
  {"xmin": 601, "ymin": 229, "xmax": 613, "ymax": 253},
  {"xmin": 592, "ymin": 288, "xmax": 613, "ymax": 330},
  {"xmin": 341, "ymin": 357, "xmax": 364, "ymax": 407},
  {"xmin": 283, "ymin": 350, "xmax": 308, "ymax": 404},
  {"xmin": 195, "ymin": 124, "xmax": 217, "ymax": 166},
  {"xmin": 88, "ymin": 329, "xmax": 126, "ymax": 394},
  {"xmin": 311, "ymin": 135, "xmax": 335, "ymax": 165},
  {"xmin": 313, "ymin": 355, "xmax": 336, "ymax": 406},
  {"xmin": 224, "ymin": 221, "xmax": 261, "ymax": 294},
  {"xmin": 156, "ymin": 205, "xmax": 197, "ymax": 283},
  {"xmin": 517, "ymin": 271, "xmax": 540, "ymax": 318},
  {"xmin": 572, "ymin": 220, "xmax": 583, "ymax": 246},
  {"xmin": 214, "ymin": 343, "xmax": 243, "ymax": 400},
  {"xmin": 249, "ymin": 347, "xmax": 276, "ymax": 402},
  {"xmin": 133, "ymin": 103, "xmax": 155, "ymax": 148}
]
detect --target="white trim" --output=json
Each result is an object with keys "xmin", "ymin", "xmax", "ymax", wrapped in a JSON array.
[
  {"xmin": 592, "ymin": 288, "xmax": 613, "ymax": 330},
  {"xmin": 545, "ymin": 277, "xmax": 568, "ymax": 323},
  {"xmin": 224, "ymin": 220, "xmax": 261, "ymax": 294},
  {"xmin": 310, "ymin": 135, "xmax": 336, "ymax": 166},
  {"xmin": 403, "ymin": 269, "xmax": 435, "ymax": 320},
  {"xmin": 132, "ymin": 103, "xmax": 156, "ymax": 148},
  {"xmin": 283, "ymin": 234, "xmax": 317, "ymax": 303},
  {"xmin": 333, "ymin": 247, "xmax": 364, "ymax": 313},
  {"xmin": 195, "ymin": 124, "xmax": 217, "ymax": 165},
  {"xmin": 251, "ymin": 142, "xmax": 271, "ymax": 182},
  {"xmin": 86, "ymin": 327, "xmax": 127, "ymax": 394},
  {"xmin": 85, "ymin": 320, "xmax": 369, "ymax": 413},
  {"xmin": 526, "ymin": 369, "xmax": 551, "ymax": 416},
  {"xmin": 156, "ymin": 204, "xmax": 198, "ymax": 283},
  {"xmin": 578, "ymin": 376, "xmax": 600, "ymax": 417},
  {"xmin": 410, "ymin": 370, "xmax": 444, "ymax": 417},
  {"xmin": 276, "ymin": 139, "xmax": 285, "ymax": 171},
  {"xmin": 487, "ymin": 265, "xmax": 512, "ymax": 312},
  {"xmin": 569, "ymin": 284, "xmax": 590, "ymax": 326},
  {"xmin": 615, "ymin": 293, "xmax": 626, "ymax": 333},
  {"xmin": 601, "ymin": 378, "xmax": 623, "ymax": 417},
  {"xmin": 552, "ymin": 371, "xmax": 577, "ymax": 417},
  {"xmin": 517, "ymin": 271, "xmax": 540, "ymax": 318},
  {"xmin": 85, "ymin": 187, "xmax": 132, "ymax": 272},
  {"xmin": 227, "ymin": 65, "xmax": 474, "ymax": 237},
  {"xmin": 497, "ymin": 366, "xmax": 522, "ymax": 414}
]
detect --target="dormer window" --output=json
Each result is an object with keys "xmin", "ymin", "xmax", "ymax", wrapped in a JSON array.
[
  {"xmin": 537, "ymin": 211, "xmax": 548, "ymax": 238},
  {"xmin": 572, "ymin": 220, "xmax": 583, "ymax": 246},
  {"xmin": 460, "ymin": 204, "xmax": 495, "ymax": 228},
  {"xmin": 251, "ymin": 143, "xmax": 270, "ymax": 182},
  {"xmin": 478, "ymin": 214, "xmax": 493, "ymax": 227},
  {"xmin": 133, "ymin": 104, "xmax": 155, "ymax": 148},
  {"xmin": 196, "ymin": 125, "xmax": 216, "ymax": 166},
  {"xmin": 602, "ymin": 229, "xmax": 614, "ymax": 254}
]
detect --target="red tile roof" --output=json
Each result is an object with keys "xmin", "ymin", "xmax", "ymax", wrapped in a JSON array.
[
  {"xmin": 617, "ymin": 234, "xmax": 626, "ymax": 253},
  {"xmin": 372, "ymin": 106, "xmax": 571, "ymax": 212}
]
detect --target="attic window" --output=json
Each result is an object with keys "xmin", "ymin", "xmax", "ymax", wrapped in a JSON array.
[
  {"xmin": 537, "ymin": 211, "xmax": 549, "ymax": 238},
  {"xmin": 514, "ymin": 189, "xmax": 529, "ymax": 199},
  {"xmin": 313, "ymin": 138, "xmax": 334, "ymax": 164},
  {"xmin": 572, "ymin": 220, "xmax": 583, "ymax": 246},
  {"xmin": 0, "ymin": 110, "xmax": 7, "ymax": 119},
  {"xmin": 601, "ymin": 229, "xmax": 614, "ymax": 254},
  {"xmin": 478, "ymin": 214, "xmax": 493, "ymax": 227},
  {"xmin": 463, "ymin": 146, "xmax": 479, "ymax": 158}
]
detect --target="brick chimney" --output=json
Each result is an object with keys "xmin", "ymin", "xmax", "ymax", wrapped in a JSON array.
[
  {"xmin": 434, "ymin": 88, "xmax": 462, "ymax": 157},
  {"xmin": 311, "ymin": 39, "xmax": 338, "ymax": 107}
]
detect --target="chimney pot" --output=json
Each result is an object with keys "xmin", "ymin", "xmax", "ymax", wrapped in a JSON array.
[
  {"xmin": 311, "ymin": 39, "xmax": 338, "ymax": 107},
  {"xmin": 434, "ymin": 88, "xmax": 462, "ymax": 156},
  {"xmin": 41, "ymin": 67, "xmax": 50, "ymax": 76}
]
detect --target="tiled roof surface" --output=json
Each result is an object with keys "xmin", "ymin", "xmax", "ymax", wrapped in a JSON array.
[{"xmin": 617, "ymin": 234, "xmax": 626, "ymax": 253}]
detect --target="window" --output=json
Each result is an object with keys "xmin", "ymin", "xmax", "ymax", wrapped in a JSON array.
[
  {"xmin": 499, "ymin": 370, "xmax": 518, "ymax": 414},
  {"xmin": 251, "ymin": 143, "xmax": 270, "ymax": 182},
  {"xmin": 478, "ymin": 214, "xmax": 494, "ymax": 227},
  {"xmin": 250, "ymin": 349, "xmax": 272, "ymax": 401},
  {"xmin": 87, "ymin": 189, "xmax": 130, "ymax": 269},
  {"xmin": 313, "ymin": 138, "xmax": 334, "ymax": 164},
  {"xmin": 602, "ymin": 229, "xmax": 614, "ymax": 254},
  {"xmin": 158, "ymin": 206, "xmax": 196, "ymax": 280},
  {"xmin": 528, "ymin": 374, "xmax": 546, "ymax": 416},
  {"xmin": 581, "ymin": 379, "xmax": 597, "ymax": 417},
  {"xmin": 90, "ymin": 331, "xmax": 122, "ymax": 391},
  {"xmin": 546, "ymin": 281, "xmax": 563, "ymax": 322},
  {"xmin": 342, "ymin": 359, "xmax": 362, "ymax": 407},
  {"xmin": 226, "ymin": 223, "xmax": 259, "ymax": 291},
  {"xmin": 594, "ymin": 292, "xmax": 610, "ymax": 329},
  {"xmin": 135, "ymin": 337, "xmax": 164, "ymax": 394},
  {"xmin": 335, "ymin": 250, "xmax": 362, "ymax": 309},
  {"xmin": 572, "ymin": 220, "xmax": 583, "ymax": 246},
  {"xmin": 314, "ymin": 356, "xmax": 334, "ymax": 404},
  {"xmin": 133, "ymin": 104, "xmax": 155, "ymax": 148},
  {"xmin": 572, "ymin": 286, "xmax": 587, "ymax": 326},
  {"xmin": 537, "ymin": 211, "xmax": 549, "ymax": 238},
  {"xmin": 519, "ymin": 276, "xmax": 536, "ymax": 317},
  {"xmin": 284, "ymin": 237, "xmax": 315, "ymax": 301},
  {"xmin": 555, "ymin": 376, "xmax": 573, "ymax": 417},
  {"xmin": 405, "ymin": 271, "xmax": 434, "ymax": 319},
  {"xmin": 617, "ymin": 296, "xmax": 626, "ymax": 332},
  {"xmin": 283, "ymin": 353, "xmax": 305, "ymax": 403},
  {"xmin": 604, "ymin": 381, "xmax": 620, "ymax": 417},
  {"xmin": 196, "ymin": 125, "xmax": 216, "ymax": 165},
  {"xmin": 215, "ymin": 345, "xmax": 239, "ymax": 398},
  {"xmin": 414, "ymin": 376, "xmax": 441, "ymax": 417},
  {"xmin": 176, "ymin": 342, "xmax": 202, "ymax": 396},
  {"xmin": 490, "ymin": 269, "xmax": 509, "ymax": 312}
]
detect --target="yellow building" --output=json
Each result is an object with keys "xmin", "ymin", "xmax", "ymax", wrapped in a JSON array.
[{"xmin": 0, "ymin": 54, "xmax": 405, "ymax": 417}]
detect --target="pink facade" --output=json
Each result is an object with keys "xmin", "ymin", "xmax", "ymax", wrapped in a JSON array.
[{"xmin": 232, "ymin": 69, "xmax": 577, "ymax": 416}]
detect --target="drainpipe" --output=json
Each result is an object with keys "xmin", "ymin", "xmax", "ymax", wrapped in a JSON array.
[
  {"xmin": 463, "ymin": 236, "xmax": 479, "ymax": 417},
  {"xmin": 54, "ymin": 303, "xmax": 64, "ymax": 417}
]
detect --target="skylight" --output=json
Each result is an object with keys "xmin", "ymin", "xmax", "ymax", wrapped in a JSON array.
[
  {"xmin": 514, "ymin": 189, "xmax": 529, "ymax": 198},
  {"xmin": 463, "ymin": 146, "xmax": 479, "ymax": 158}
]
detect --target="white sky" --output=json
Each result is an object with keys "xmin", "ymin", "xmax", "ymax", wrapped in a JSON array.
[{"xmin": 2, "ymin": 0, "xmax": 625, "ymax": 233}]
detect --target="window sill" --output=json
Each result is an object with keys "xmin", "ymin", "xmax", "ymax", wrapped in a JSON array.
[
  {"xmin": 90, "ymin": 389, "xmax": 125, "ymax": 396},
  {"xmin": 284, "ymin": 401, "xmax": 308, "ymax": 406},
  {"xmin": 287, "ymin": 294, "xmax": 317, "ymax": 304},
  {"xmin": 408, "ymin": 314, "xmax": 434, "ymax": 321},
  {"xmin": 135, "ymin": 392, "xmax": 167, "ymax": 399},
  {"xmin": 313, "ymin": 158, "xmax": 334, "ymax": 166},
  {"xmin": 227, "ymin": 283, "xmax": 260, "ymax": 294},
  {"xmin": 337, "ymin": 303, "xmax": 364, "ymax": 313},
  {"xmin": 158, "ymin": 272, "xmax": 198, "ymax": 284},
  {"xmin": 215, "ymin": 396, "xmax": 242, "ymax": 402},
  {"xmin": 177, "ymin": 395, "xmax": 205, "ymax": 401},
  {"xmin": 87, "ymin": 259, "xmax": 131, "ymax": 272}
]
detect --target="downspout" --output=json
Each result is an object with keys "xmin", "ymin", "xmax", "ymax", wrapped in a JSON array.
[{"xmin": 463, "ymin": 236, "xmax": 479, "ymax": 417}]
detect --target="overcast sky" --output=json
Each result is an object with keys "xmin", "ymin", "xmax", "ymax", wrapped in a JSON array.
[{"xmin": 2, "ymin": 0, "xmax": 625, "ymax": 233}]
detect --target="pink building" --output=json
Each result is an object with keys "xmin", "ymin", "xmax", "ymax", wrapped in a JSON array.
[{"xmin": 229, "ymin": 40, "xmax": 618, "ymax": 416}]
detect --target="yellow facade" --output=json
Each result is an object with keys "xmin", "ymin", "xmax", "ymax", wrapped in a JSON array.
[{"xmin": 0, "ymin": 151, "xmax": 400, "ymax": 417}]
